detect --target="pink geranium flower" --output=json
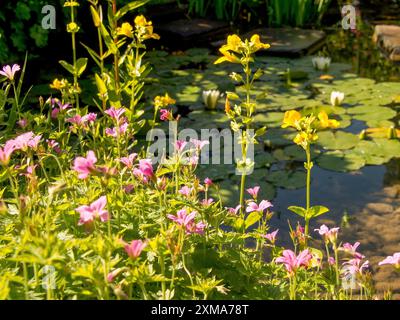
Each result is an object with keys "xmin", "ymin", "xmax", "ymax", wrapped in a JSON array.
[
  {"xmin": 190, "ymin": 138, "xmax": 209, "ymax": 150},
  {"xmin": 76, "ymin": 196, "xmax": 109, "ymax": 225},
  {"xmin": 276, "ymin": 249, "xmax": 312, "ymax": 274},
  {"xmin": 18, "ymin": 118, "xmax": 28, "ymax": 128},
  {"xmin": 201, "ymin": 198, "xmax": 214, "ymax": 206},
  {"xmin": 226, "ymin": 205, "xmax": 241, "ymax": 215},
  {"xmin": 339, "ymin": 242, "xmax": 364, "ymax": 259},
  {"xmin": 105, "ymin": 122, "xmax": 128, "ymax": 137},
  {"xmin": 0, "ymin": 64, "xmax": 20, "ymax": 81},
  {"xmin": 314, "ymin": 224, "xmax": 340, "ymax": 244},
  {"xmin": 160, "ymin": 109, "xmax": 172, "ymax": 121},
  {"xmin": 175, "ymin": 140, "xmax": 187, "ymax": 153},
  {"xmin": 105, "ymin": 107, "xmax": 126, "ymax": 124},
  {"xmin": 73, "ymin": 150, "xmax": 97, "ymax": 179},
  {"xmin": 343, "ymin": 258, "xmax": 369, "ymax": 276},
  {"xmin": 204, "ymin": 178, "xmax": 213, "ymax": 186},
  {"xmin": 179, "ymin": 185, "xmax": 193, "ymax": 197},
  {"xmin": 124, "ymin": 240, "xmax": 147, "ymax": 260},
  {"xmin": 262, "ymin": 229, "xmax": 279, "ymax": 244},
  {"xmin": 379, "ymin": 253, "xmax": 400, "ymax": 269},
  {"xmin": 133, "ymin": 159, "xmax": 154, "ymax": 183},
  {"xmin": 246, "ymin": 186, "xmax": 260, "ymax": 199},
  {"xmin": 12, "ymin": 132, "xmax": 41, "ymax": 151},
  {"xmin": 167, "ymin": 209, "xmax": 205, "ymax": 235},
  {"xmin": 119, "ymin": 153, "xmax": 138, "ymax": 169},
  {"xmin": 0, "ymin": 140, "xmax": 16, "ymax": 166},
  {"xmin": 246, "ymin": 200, "xmax": 273, "ymax": 213}
]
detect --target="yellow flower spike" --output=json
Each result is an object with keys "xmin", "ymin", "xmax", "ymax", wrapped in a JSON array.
[
  {"xmin": 282, "ymin": 110, "xmax": 302, "ymax": 128},
  {"xmin": 223, "ymin": 34, "xmax": 243, "ymax": 52},
  {"xmin": 318, "ymin": 111, "xmax": 340, "ymax": 129},
  {"xmin": 250, "ymin": 34, "xmax": 270, "ymax": 52},
  {"xmin": 117, "ymin": 22, "xmax": 133, "ymax": 38},
  {"xmin": 293, "ymin": 131, "xmax": 318, "ymax": 149},
  {"xmin": 154, "ymin": 93, "xmax": 176, "ymax": 109},
  {"xmin": 50, "ymin": 78, "xmax": 67, "ymax": 90},
  {"xmin": 134, "ymin": 15, "xmax": 160, "ymax": 41}
]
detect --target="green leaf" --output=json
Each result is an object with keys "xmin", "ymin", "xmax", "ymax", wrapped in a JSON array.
[
  {"xmin": 288, "ymin": 206, "xmax": 306, "ymax": 217},
  {"xmin": 233, "ymin": 218, "xmax": 245, "ymax": 231},
  {"xmin": 100, "ymin": 24, "xmax": 118, "ymax": 54},
  {"xmin": 76, "ymin": 58, "xmax": 88, "ymax": 77},
  {"xmin": 59, "ymin": 60, "xmax": 75, "ymax": 75},
  {"xmin": 115, "ymin": 0, "xmax": 149, "ymax": 21},
  {"xmin": 95, "ymin": 74, "xmax": 107, "ymax": 96},
  {"xmin": 307, "ymin": 205, "xmax": 329, "ymax": 219},
  {"xmin": 245, "ymin": 211, "xmax": 262, "ymax": 229}
]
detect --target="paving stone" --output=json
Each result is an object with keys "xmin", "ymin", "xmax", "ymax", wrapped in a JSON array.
[
  {"xmin": 211, "ymin": 28, "xmax": 326, "ymax": 57},
  {"xmin": 373, "ymin": 25, "xmax": 400, "ymax": 62}
]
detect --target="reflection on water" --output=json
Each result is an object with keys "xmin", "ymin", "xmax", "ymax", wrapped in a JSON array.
[{"xmin": 271, "ymin": 165, "xmax": 386, "ymax": 246}]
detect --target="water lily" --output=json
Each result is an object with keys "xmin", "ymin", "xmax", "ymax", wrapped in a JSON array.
[
  {"xmin": 76, "ymin": 196, "xmax": 109, "ymax": 225},
  {"xmin": 312, "ymin": 56, "xmax": 331, "ymax": 71},
  {"xmin": 330, "ymin": 91, "xmax": 345, "ymax": 106},
  {"xmin": 202, "ymin": 90, "xmax": 221, "ymax": 110}
]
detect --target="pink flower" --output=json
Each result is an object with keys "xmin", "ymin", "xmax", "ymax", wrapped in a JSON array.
[
  {"xmin": 276, "ymin": 249, "xmax": 312, "ymax": 274},
  {"xmin": 133, "ymin": 159, "xmax": 154, "ymax": 183},
  {"xmin": 175, "ymin": 140, "xmax": 187, "ymax": 153},
  {"xmin": 246, "ymin": 186, "xmax": 260, "ymax": 199},
  {"xmin": 52, "ymin": 102, "xmax": 71, "ymax": 119},
  {"xmin": 76, "ymin": 196, "xmax": 109, "ymax": 225},
  {"xmin": 262, "ymin": 229, "xmax": 279, "ymax": 244},
  {"xmin": 123, "ymin": 184, "xmax": 134, "ymax": 194},
  {"xmin": 0, "ymin": 141, "xmax": 16, "ymax": 166},
  {"xmin": 0, "ymin": 64, "xmax": 20, "ymax": 81},
  {"xmin": 379, "ymin": 253, "xmax": 400, "ymax": 269},
  {"xmin": 246, "ymin": 200, "xmax": 273, "ymax": 213},
  {"xmin": 314, "ymin": 224, "xmax": 340, "ymax": 244},
  {"xmin": 204, "ymin": 178, "xmax": 213, "ymax": 187},
  {"xmin": 12, "ymin": 132, "xmax": 41, "ymax": 151},
  {"xmin": 226, "ymin": 205, "xmax": 241, "ymax": 215},
  {"xmin": 124, "ymin": 240, "xmax": 147, "ymax": 260},
  {"xmin": 340, "ymin": 242, "xmax": 364, "ymax": 259},
  {"xmin": 105, "ymin": 107, "xmax": 126, "ymax": 124},
  {"xmin": 82, "ymin": 112, "xmax": 97, "ymax": 123},
  {"xmin": 119, "ymin": 153, "xmax": 138, "ymax": 169},
  {"xmin": 328, "ymin": 257, "xmax": 336, "ymax": 266},
  {"xmin": 18, "ymin": 118, "xmax": 28, "ymax": 128},
  {"xmin": 160, "ymin": 109, "xmax": 172, "ymax": 121},
  {"xmin": 179, "ymin": 185, "xmax": 193, "ymax": 197},
  {"xmin": 167, "ymin": 209, "xmax": 205, "ymax": 235},
  {"xmin": 46, "ymin": 139, "xmax": 61, "ymax": 154},
  {"xmin": 73, "ymin": 150, "xmax": 97, "ymax": 179},
  {"xmin": 201, "ymin": 198, "xmax": 214, "ymax": 206},
  {"xmin": 105, "ymin": 122, "xmax": 128, "ymax": 137},
  {"xmin": 190, "ymin": 139, "xmax": 209, "ymax": 150},
  {"xmin": 343, "ymin": 258, "xmax": 369, "ymax": 276},
  {"xmin": 66, "ymin": 115, "xmax": 83, "ymax": 125}
]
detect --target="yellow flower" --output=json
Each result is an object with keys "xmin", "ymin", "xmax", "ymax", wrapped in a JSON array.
[
  {"xmin": 50, "ymin": 78, "xmax": 68, "ymax": 90},
  {"xmin": 214, "ymin": 48, "xmax": 241, "ymax": 64},
  {"xmin": 67, "ymin": 22, "xmax": 80, "ymax": 33},
  {"xmin": 134, "ymin": 15, "xmax": 148, "ymax": 28},
  {"xmin": 282, "ymin": 110, "xmax": 302, "ymax": 129},
  {"xmin": 134, "ymin": 15, "xmax": 160, "ymax": 40},
  {"xmin": 64, "ymin": 1, "xmax": 79, "ymax": 7},
  {"xmin": 117, "ymin": 22, "xmax": 133, "ymax": 38},
  {"xmin": 250, "ymin": 34, "xmax": 270, "ymax": 52},
  {"xmin": 293, "ymin": 131, "xmax": 318, "ymax": 148},
  {"xmin": 154, "ymin": 93, "xmax": 176, "ymax": 108},
  {"xmin": 221, "ymin": 34, "xmax": 243, "ymax": 53},
  {"xmin": 318, "ymin": 111, "xmax": 340, "ymax": 129}
]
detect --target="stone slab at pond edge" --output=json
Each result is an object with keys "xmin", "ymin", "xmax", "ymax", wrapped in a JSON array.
[
  {"xmin": 373, "ymin": 25, "xmax": 400, "ymax": 62},
  {"xmin": 211, "ymin": 28, "xmax": 326, "ymax": 57},
  {"xmin": 156, "ymin": 19, "xmax": 230, "ymax": 49}
]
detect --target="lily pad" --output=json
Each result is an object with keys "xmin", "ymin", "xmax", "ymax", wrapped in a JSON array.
[
  {"xmin": 316, "ymin": 150, "xmax": 365, "ymax": 172},
  {"xmin": 317, "ymin": 131, "xmax": 359, "ymax": 150}
]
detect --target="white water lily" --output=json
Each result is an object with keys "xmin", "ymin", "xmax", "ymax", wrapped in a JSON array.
[
  {"xmin": 202, "ymin": 89, "xmax": 221, "ymax": 110},
  {"xmin": 312, "ymin": 56, "xmax": 331, "ymax": 71},
  {"xmin": 330, "ymin": 91, "xmax": 345, "ymax": 106}
]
